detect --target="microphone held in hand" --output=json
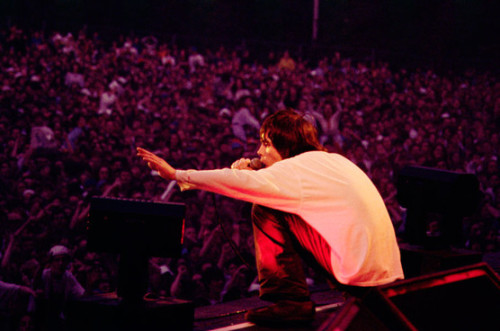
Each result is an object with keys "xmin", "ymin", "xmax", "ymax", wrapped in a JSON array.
[{"xmin": 248, "ymin": 158, "xmax": 264, "ymax": 170}]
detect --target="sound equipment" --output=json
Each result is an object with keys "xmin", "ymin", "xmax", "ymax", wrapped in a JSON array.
[
  {"xmin": 87, "ymin": 196, "xmax": 186, "ymax": 301},
  {"xmin": 70, "ymin": 197, "xmax": 193, "ymax": 330},
  {"xmin": 399, "ymin": 242, "xmax": 483, "ymax": 278},
  {"xmin": 396, "ymin": 166, "xmax": 480, "ymax": 248},
  {"xmin": 317, "ymin": 296, "xmax": 414, "ymax": 331},
  {"xmin": 321, "ymin": 262, "xmax": 500, "ymax": 330},
  {"xmin": 87, "ymin": 197, "xmax": 186, "ymax": 257}
]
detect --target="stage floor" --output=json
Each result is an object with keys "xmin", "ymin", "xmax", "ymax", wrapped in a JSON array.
[{"xmin": 193, "ymin": 286, "xmax": 346, "ymax": 331}]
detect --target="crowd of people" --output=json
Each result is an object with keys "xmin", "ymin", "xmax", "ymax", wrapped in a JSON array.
[{"xmin": 0, "ymin": 25, "xmax": 499, "ymax": 330}]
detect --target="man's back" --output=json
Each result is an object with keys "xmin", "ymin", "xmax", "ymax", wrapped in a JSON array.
[{"xmin": 176, "ymin": 150, "xmax": 404, "ymax": 286}]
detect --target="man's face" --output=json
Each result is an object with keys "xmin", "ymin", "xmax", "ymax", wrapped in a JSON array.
[
  {"xmin": 51, "ymin": 255, "xmax": 69, "ymax": 276},
  {"xmin": 257, "ymin": 132, "xmax": 282, "ymax": 167}
]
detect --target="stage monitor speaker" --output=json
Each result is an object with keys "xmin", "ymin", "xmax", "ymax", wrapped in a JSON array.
[
  {"xmin": 399, "ymin": 242, "xmax": 483, "ymax": 278},
  {"xmin": 87, "ymin": 197, "xmax": 186, "ymax": 302},
  {"xmin": 321, "ymin": 262, "xmax": 500, "ymax": 331},
  {"xmin": 396, "ymin": 166, "xmax": 480, "ymax": 248},
  {"xmin": 317, "ymin": 296, "xmax": 414, "ymax": 331}
]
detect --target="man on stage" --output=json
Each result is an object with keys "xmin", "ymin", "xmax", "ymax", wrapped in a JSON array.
[{"xmin": 137, "ymin": 109, "xmax": 404, "ymax": 326}]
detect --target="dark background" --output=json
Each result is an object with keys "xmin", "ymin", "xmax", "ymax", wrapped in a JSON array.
[{"xmin": 1, "ymin": 0, "xmax": 498, "ymax": 72}]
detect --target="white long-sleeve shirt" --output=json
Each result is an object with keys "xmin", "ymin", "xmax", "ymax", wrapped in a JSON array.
[{"xmin": 176, "ymin": 151, "xmax": 404, "ymax": 286}]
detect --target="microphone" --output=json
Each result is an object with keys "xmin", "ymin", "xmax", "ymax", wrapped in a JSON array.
[{"xmin": 248, "ymin": 158, "xmax": 264, "ymax": 170}]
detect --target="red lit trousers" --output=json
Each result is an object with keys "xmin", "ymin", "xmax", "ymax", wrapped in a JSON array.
[{"xmin": 251, "ymin": 204, "xmax": 334, "ymax": 302}]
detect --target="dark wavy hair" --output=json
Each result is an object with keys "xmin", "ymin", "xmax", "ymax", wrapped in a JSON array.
[{"xmin": 260, "ymin": 108, "xmax": 326, "ymax": 159}]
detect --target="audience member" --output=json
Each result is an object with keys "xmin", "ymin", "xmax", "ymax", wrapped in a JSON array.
[{"xmin": 34, "ymin": 245, "xmax": 85, "ymax": 331}]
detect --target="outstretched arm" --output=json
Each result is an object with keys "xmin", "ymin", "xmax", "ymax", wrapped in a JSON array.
[{"xmin": 137, "ymin": 147, "xmax": 177, "ymax": 180}]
